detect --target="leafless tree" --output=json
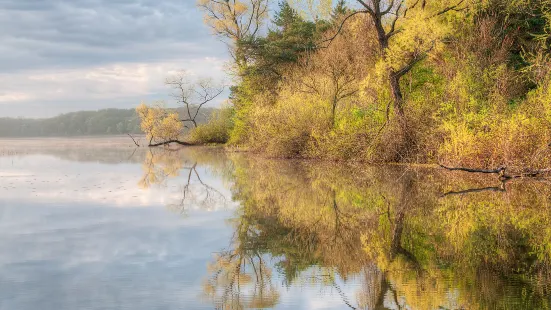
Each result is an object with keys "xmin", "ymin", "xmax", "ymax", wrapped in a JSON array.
[
  {"xmin": 293, "ymin": 30, "xmax": 370, "ymax": 127},
  {"xmin": 165, "ymin": 71, "xmax": 224, "ymax": 129}
]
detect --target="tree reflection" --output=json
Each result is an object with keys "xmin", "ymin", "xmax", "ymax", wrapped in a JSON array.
[
  {"xmin": 208, "ymin": 158, "xmax": 551, "ymax": 309},
  {"xmin": 138, "ymin": 149, "xmax": 551, "ymax": 309},
  {"xmin": 138, "ymin": 148, "xmax": 228, "ymax": 215},
  {"xmin": 167, "ymin": 162, "xmax": 227, "ymax": 214},
  {"xmin": 202, "ymin": 215, "xmax": 280, "ymax": 309},
  {"xmin": 139, "ymin": 149, "xmax": 186, "ymax": 189}
]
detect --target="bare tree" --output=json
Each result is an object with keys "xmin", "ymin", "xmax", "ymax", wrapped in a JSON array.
[
  {"xmin": 165, "ymin": 71, "xmax": 224, "ymax": 129},
  {"xmin": 293, "ymin": 27, "xmax": 370, "ymax": 127}
]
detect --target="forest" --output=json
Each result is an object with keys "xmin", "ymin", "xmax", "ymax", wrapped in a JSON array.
[
  {"xmin": 139, "ymin": 0, "xmax": 551, "ymax": 168},
  {"xmin": 0, "ymin": 107, "xmax": 215, "ymax": 138}
]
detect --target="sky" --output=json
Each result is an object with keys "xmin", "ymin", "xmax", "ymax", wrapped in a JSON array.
[{"xmin": 0, "ymin": 0, "xmax": 230, "ymax": 118}]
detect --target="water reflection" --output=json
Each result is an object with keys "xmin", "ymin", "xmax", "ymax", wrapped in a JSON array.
[
  {"xmin": 138, "ymin": 148, "xmax": 228, "ymax": 215},
  {"xmin": 3, "ymin": 140, "xmax": 551, "ymax": 309},
  {"xmin": 143, "ymin": 151, "xmax": 551, "ymax": 309}
]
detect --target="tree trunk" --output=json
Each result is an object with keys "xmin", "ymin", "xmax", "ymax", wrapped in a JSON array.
[
  {"xmin": 331, "ymin": 98, "xmax": 337, "ymax": 127},
  {"xmin": 373, "ymin": 15, "xmax": 405, "ymax": 119},
  {"xmin": 371, "ymin": 9, "xmax": 414, "ymax": 159},
  {"xmin": 389, "ymin": 211, "xmax": 405, "ymax": 260},
  {"xmin": 148, "ymin": 140, "xmax": 194, "ymax": 147},
  {"xmin": 389, "ymin": 72, "xmax": 405, "ymax": 117}
]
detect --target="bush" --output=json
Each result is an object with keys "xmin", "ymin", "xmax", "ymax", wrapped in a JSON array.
[
  {"xmin": 246, "ymin": 92, "xmax": 330, "ymax": 158},
  {"xmin": 190, "ymin": 107, "xmax": 234, "ymax": 144}
]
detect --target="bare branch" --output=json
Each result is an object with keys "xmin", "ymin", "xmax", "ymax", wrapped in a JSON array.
[
  {"xmin": 165, "ymin": 71, "xmax": 225, "ymax": 128},
  {"xmin": 441, "ymin": 185, "xmax": 507, "ymax": 197},
  {"xmin": 439, "ymin": 164, "xmax": 507, "ymax": 174},
  {"xmin": 356, "ymin": 0, "xmax": 375, "ymax": 15},
  {"xmin": 430, "ymin": 0, "xmax": 466, "ymax": 18},
  {"xmin": 127, "ymin": 133, "xmax": 140, "ymax": 147},
  {"xmin": 149, "ymin": 140, "xmax": 194, "ymax": 147},
  {"xmin": 319, "ymin": 10, "xmax": 369, "ymax": 48}
]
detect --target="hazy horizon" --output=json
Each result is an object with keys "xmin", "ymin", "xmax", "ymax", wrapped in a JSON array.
[{"xmin": 0, "ymin": 0, "xmax": 229, "ymax": 118}]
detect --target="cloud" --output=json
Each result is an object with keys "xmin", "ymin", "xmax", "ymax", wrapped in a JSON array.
[
  {"xmin": 0, "ymin": 0, "xmax": 230, "ymax": 117},
  {"xmin": 0, "ymin": 92, "xmax": 32, "ymax": 102}
]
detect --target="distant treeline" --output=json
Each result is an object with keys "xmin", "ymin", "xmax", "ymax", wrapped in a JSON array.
[{"xmin": 0, "ymin": 107, "xmax": 215, "ymax": 137}]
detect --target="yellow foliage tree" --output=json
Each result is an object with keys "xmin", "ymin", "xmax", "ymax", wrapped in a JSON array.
[
  {"xmin": 294, "ymin": 0, "xmax": 468, "ymax": 116},
  {"xmin": 136, "ymin": 102, "xmax": 184, "ymax": 146},
  {"xmin": 197, "ymin": 0, "xmax": 269, "ymax": 70}
]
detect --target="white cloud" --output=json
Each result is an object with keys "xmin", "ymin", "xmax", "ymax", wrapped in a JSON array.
[
  {"xmin": 0, "ymin": 92, "xmax": 33, "ymax": 102},
  {"xmin": 0, "ymin": 0, "xmax": 230, "ymax": 117},
  {"xmin": 0, "ymin": 56, "xmax": 228, "ymax": 113}
]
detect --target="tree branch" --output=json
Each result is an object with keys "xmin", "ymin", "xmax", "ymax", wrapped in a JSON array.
[
  {"xmin": 318, "ymin": 10, "xmax": 369, "ymax": 48},
  {"xmin": 431, "ymin": 0, "xmax": 466, "ymax": 18},
  {"xmin": 127, "ymin": 133, "xmax": 140, "ymax": 147},
  {"xmin": 149, "ymin": 140, "xmax": 194, "ymax": 147},
  {"xmin": 439, "ymin": 164, "xmax": 507, "ymax": 174},
  {"xmin": 439, "ymin": 164, "xmax": 551, "ymax": 179}
]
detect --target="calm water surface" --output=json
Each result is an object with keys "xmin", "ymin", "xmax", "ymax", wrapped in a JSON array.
[{"xmin": 1, "ymin": 138, "xmax": 551, "ymax": 309}]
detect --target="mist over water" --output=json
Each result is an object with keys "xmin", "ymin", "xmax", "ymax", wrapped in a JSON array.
[{"xmin": 1, "ymin": 138, "xmax": 550, "ymax": 309}]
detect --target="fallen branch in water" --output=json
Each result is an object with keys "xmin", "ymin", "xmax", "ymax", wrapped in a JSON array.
[
  {"xmin": 149, "ymin": 140, "xmax": 194, "ymax": 147},
  {"xmin": 127, "ymin": 134, "xmax": 140, "ymax": 147},
  {"xmin": 439, "ymin": 164, "xmax": 551, "ymax": 179}
]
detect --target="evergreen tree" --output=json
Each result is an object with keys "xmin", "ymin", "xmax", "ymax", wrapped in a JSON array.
[
  {"xmin": 331, "ymin": 0, "xmax": 349, "ymax": 21},
  {"xmin": 273, "ymin": 1, "xmax": 302, "ymax": 31}
]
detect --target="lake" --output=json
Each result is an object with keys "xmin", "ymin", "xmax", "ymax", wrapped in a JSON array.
[{"xmin": 1, "ymin": 138, "xmax": 550, "ymax": 309}]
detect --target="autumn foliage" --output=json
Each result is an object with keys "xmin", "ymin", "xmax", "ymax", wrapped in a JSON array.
[
  {"xmin": 193, "ymin": 0, "xmax": 551, "ymax": 168},
  {"xmin": 136, "ymin": 103, "xmax": 184, "ymax": 145}
]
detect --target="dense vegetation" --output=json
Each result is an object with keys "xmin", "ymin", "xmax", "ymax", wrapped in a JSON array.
[
  {"xmin": 192, "ymin": 0, "xmax": 551, "ymax": 167},
  {"xmin": 0, "ymin": 107, "xmax": 216, "ymax": 137}
]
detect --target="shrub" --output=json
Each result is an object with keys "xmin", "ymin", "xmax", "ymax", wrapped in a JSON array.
[
  {"xmin": 190, "ymin": 107, "xmax": 234, "ymax": 144},
  {"xmin": 243, "ymin": 91, "xmax": 330, "ymax": 158}
]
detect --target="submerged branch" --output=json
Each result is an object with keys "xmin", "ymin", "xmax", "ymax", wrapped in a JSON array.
[{"xmin": 127, "ymin": 134, "xmax": 140, "ymax": 147}]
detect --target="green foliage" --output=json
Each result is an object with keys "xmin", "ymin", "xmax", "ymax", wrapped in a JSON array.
[
  {"xmin": 330, "ymin": 0, "xmax": 349, "ymax": 20},
  {"xmin": 233, "ymin": 1, "xmax": 329, "ymax": 105},
  {"xmin": 190, "ymin": 106, "xmax": 235, "ymax": 144}
]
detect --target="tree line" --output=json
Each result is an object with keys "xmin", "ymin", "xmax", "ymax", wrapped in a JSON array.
[{"xmin": 0, "ymin": 107, "xmax": 216, "ymax": 137}]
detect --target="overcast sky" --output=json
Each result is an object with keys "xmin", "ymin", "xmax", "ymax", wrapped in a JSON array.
[{"xmin": 0, "ymin": 0, "xmax": 229, "ymax": 118}]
